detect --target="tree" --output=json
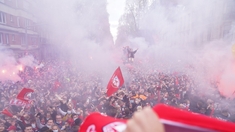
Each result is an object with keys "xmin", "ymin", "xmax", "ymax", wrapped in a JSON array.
[{"xmin": 116, "ymin": 0, "xmax": 152, "ymax": 45}]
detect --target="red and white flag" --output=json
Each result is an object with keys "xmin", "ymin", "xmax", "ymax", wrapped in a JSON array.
[
  {"xmin": 80, "ymin": 104, "xmax": 235, "ymax": 132},
  {"xmin": 9, "ymin": 98, "xmax": 31, "ymax": 108},
  {"xmin": 16, "ymin": 88, "xmax": 34, "ymax": 102},
  {"xmin": 106, "ymin": 67, "xmax": 124, "ymax": 97}
]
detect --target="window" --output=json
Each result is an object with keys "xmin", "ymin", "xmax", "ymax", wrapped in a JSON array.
[
  {"xmin": 31, "ymin": 37, "xmax": 34, "ymax": 44},
  {"xmin": 17, "ymin": 17, "xmax": 20, "ymax": 27},
  {"xmin": 0, "ymin": 12, "xmax": 6, "ymax": 24},
  {"xmin": 12, "ymin": 34, "xmax": 15, "ymax": 41},
  {"xmin": 0, "ymin": 33, "xmax": 3, "ymax": 44},
  {"xmin": 10, "ymin": 15, "xmax": 13, "ymax": 22},
  {"xmin": 25, "ymin": 19, "xmax": 30, "ymax": 28},
  {"xmin": 21, "ymin": 36, "xmax": 25, "ymax": 45},
  {"xmin": 5, "ymin": 34, "xmax": 9, "ymax": 44}
]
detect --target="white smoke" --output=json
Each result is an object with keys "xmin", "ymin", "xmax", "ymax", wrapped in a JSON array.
[
  {"xmin": 19, "ymin": 55, "xmax": 39, "ymax": 69},
  {"xmin": 32, "ymin": 0, "xmax": 124, "ymax": 85},
  {"xmin": 119, "ymin": 0, "xmax": 235, "ymax": 97}
]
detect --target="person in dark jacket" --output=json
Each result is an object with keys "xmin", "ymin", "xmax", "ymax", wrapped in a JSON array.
[{"xmin": 127, "ymin": 48, "xmax": 138, "ymax": 63}]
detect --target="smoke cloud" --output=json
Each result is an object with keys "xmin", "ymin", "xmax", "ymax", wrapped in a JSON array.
[
  {"xmin": 0, "ymin": 47, "xmax": 41, "ymax": 82},
  {"xmin": 0, "ymin": 48, "xmax": 20, "ymax": 82},
  {"xmin": 19, "ymin": 55, "xmax": 39, "ymax": 69},
  {"xmin": 32, "ymin": 0, "xmax": 125, "ymax": 84},
  {"xmin": 118, "ymin": 0, "xmax": 235, "ymax": 97}
]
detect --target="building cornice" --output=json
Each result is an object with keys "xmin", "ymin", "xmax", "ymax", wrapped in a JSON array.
[{"xmin": 0, "ymin": 24, "xmax": 38, "ymax": 35}]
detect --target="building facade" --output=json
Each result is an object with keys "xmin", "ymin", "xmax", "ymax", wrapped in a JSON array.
[{"xmin": 0, "ymin": 0, "xmax": 43, "ymax": 59}]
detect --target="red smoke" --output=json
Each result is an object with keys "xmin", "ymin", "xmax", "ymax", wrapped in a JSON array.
[{"xmin": 218, "ymin": 60, "xmax": 235, "ymax": 97}]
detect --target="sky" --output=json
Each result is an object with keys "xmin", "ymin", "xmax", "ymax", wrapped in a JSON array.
[{"xmin": 106, "ymin": 0, "xmax": 126, "ymax": 43}]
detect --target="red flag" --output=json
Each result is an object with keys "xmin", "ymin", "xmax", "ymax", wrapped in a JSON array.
[
  {"xmin": 53, "ymin": 80, "xmax": 61, "ymax": 91},
  {"xmin": 17, "ymin": 88, "xmax": 34, "ymax": 102},
  {"xmin": 80, "ymin": 104, "xmax": 235, "ymax": 132},
  {"xmin": 106, "ymin": 67, "xmax": 124, "ymax": 97},
  {"xmin": 2, "ymin": 109, "xmax": 13, "ymax": 117}
]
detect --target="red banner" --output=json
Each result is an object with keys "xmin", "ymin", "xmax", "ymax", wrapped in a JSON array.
[
  {"xmin": 17, "ymin": 88, "xmax": 34, "ymax": 102},
  {"xmin": 2, "ymin": 109, "xmax": 13, "ymax": 117},
  {"xmin": 106, "ymin": 67, "xmax": 124, "ymax": 97},
  {"xmin": 9, "ymin": 98, "xmax": 31, "ymax": 108}
]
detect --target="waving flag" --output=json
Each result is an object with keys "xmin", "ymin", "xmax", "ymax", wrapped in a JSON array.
[
  {"xmin": 1, "ymin": 109, "xmax": 13, "ymax": 117},
  {"xmin": 17, "ymin": 88, "xmax": 34, "ymax": 102},
  {"xmin": 106, "ymin": 67, "xmax": 124, "ymax": 97},
  {"xmin": 9, "ymin": 98, "xmax": 31, "ymax": 108}
]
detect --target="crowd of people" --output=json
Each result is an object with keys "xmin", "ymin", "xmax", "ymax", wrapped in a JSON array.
[{"xmin": 0, "ymin": 56, "xmax": 235, "ymax": 132}]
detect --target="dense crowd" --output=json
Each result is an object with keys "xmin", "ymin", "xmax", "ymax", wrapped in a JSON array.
[{"xmin": 0, "ymin": 57, "xmax": 235, "ymax": 132}]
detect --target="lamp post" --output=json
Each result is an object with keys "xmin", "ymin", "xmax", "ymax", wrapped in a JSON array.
[{"xmin": 25, "ymin": 26, "xmax": 28, "ymax": 49}]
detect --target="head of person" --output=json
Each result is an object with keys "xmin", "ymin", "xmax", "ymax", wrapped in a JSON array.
[
  {"xmin": 24, "ymin": 124, "xmax": 33, "ymax": 132},
  {"xmin": 139, "ymin": 88, "xmax": 144, "ymax": 94},
  {"xmin": 62, "ymin": 97, "xmax": 67, "ymax": 104},
  {"xmin": 46, "ymin": 119, "xmax": 54, "ymax": 129},
  {"xmin": 106, "ymin": 108, "xmax": 117, "ymax": 117},
  {"xmin": 46, "ymin": 112, "xmax": 52, "ymax": 119},
  {"xmin": 23, "ymin": 113, "xmax": 30, "ymax": 121},
  {"xmin": 74, "ymin": 118, "xmax": 82, "ymax": 126},
  {"xmin": 40, "ymin": 116, "xmax": 46, "ymax": 125},
  {"xmin": 0, "ymin": 123, "xmax": 5, "ymax": 132},
  {"xmin": 71, "ymin": 114, "xmax": 78, "ymax": 121},
  {"xmin": 137, "ymin": 106, "xmax": 143, "ymax": 111},
  {"xmin": 5, "ymin": 117, "xmax": 12, "ymax": 123},
  {"xmin": 67, "ymin": 104, "xmax": 73, "ymax": 110},
  {"xmin": 55, "ymin": 115, "xmax": 62, "ymax": 124},
  {"xmin": 47, "ymin": 106, "xmax": 53, "ymax": 112},
  {"xmin": 31, "ymin": 120, "xmax": 37, "ymax": 129},
  {"xmin": 51, "ymin": 125, "xmax": 59, "ymax": 132},
  {"xmin": 39, "ymin": 109, "xmax": 45, "ymax": 116},
  {"xmin": 124, "ymin": 108, "xmax": 131, "ymax": 119},
  {"xmin": 131, "ymin": 91, "xmax": 136, "ymax": 96},
  {"xmin": 39, "ymin": 126, "xmax": 50, "ymax": 132}
]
